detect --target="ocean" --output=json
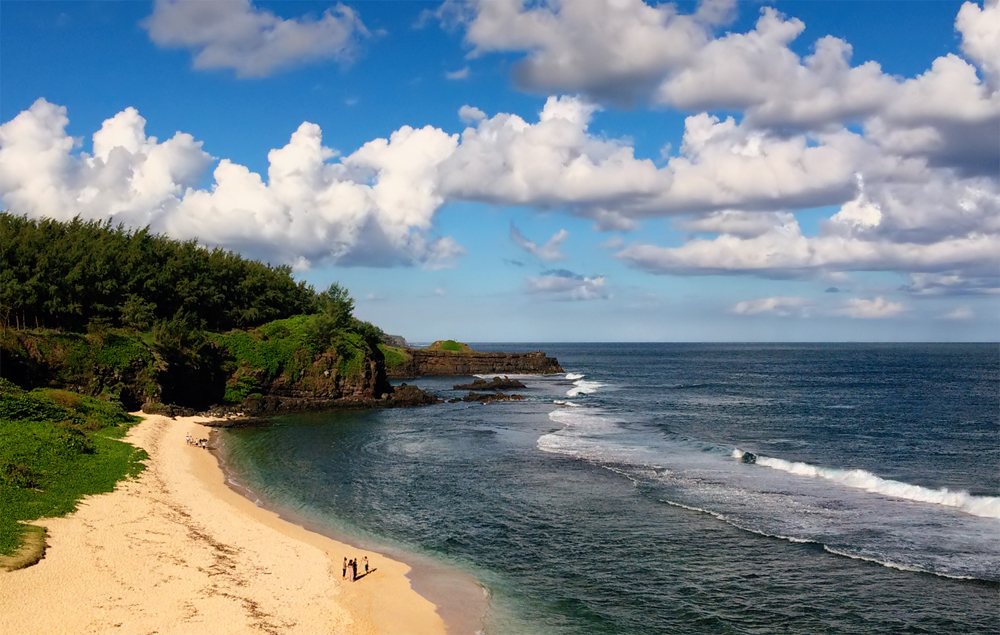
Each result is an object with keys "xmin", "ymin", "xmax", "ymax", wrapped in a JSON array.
[{"xmin": 218, "ymin": 343, "xmax": 999, "ymax": 634}]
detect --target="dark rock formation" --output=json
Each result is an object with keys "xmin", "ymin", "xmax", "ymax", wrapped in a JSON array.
[
  {"xmin": 381, "ymin": 334, "xmax": 408, "ymax": 348},
  {"xmin": 453, "ymin": 376, "xmax": 527, "ymax": 391},
  {"xmin": 741, "ymin": 452, "xmax": 757, "ymax": 464},
  {"xmin": 449, "ymin": 391, "xmax": 526, "ymax": 404},
  {"xmin": 388, "ymin": 349, "xmax": 563, "ymax": 379},
  {"xmin": 388, "ymin": 383, "xmax": 443, "ymax": 407}
]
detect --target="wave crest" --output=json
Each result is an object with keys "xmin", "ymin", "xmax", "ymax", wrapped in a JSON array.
[
  {"xmin": 567, "ymin": 379, "xmax": 602, "ymax": 397},
  {"xmin": 737, "ymin": 450, "xmax": 1000, "ymax": 519}
]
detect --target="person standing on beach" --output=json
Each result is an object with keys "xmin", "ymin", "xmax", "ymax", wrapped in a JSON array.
[
  {"xmin": 363, "ymin": 556, "xmax": 369, "ymax": 574},
  {"xmin": 343, "ymin": 557, "xmax": 347, "ymax": 579},
  {"xmin": 352, "ymin": 558, "xmax": 358, "ymax": 581},
  {"xmin": 347, "ymin": 559, "xmax": 354, "ymax": 582}
]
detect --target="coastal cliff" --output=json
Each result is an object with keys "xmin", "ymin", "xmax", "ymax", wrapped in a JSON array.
[
  {"xmin": 385, "ymin": 347, "xmax": 564, "ymax": 379},
  {"xmin": 0, "ymin": 326, "xmax": 435, "ymax": 418}
]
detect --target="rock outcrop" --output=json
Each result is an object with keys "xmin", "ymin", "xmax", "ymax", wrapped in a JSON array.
[
  {"xmin": 453, "ymin": 376, "xmax": 527, "ymax": 391},
  {"xmin": 448, "ymin": 391, "xmax": 526, "ymax": 404},
  {"xmin": 387, "ymin": 349, "xmax": 563, "ymax": 379}
]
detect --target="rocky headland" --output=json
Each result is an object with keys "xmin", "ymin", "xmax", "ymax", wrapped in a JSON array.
[{"xmin": 387, "ymin": 349, "xmax": 563, "ymax": 379}]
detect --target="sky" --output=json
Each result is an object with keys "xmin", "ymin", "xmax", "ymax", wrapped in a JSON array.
[{"xmin": 1, "ymin": 0, "xmax": 998, "ymax": 342}]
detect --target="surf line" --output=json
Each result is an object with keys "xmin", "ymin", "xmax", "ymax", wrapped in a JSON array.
[
  {"xmin": 732, "ymin": 449, "xmax": 1000, "ymax": 519},
  {"xmin": 658, "ymin": 498, "xmax": 993, "ymax": 582}
]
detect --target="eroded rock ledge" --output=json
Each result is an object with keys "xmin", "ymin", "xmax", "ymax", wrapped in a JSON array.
[{"xmin": 387, "ymin": 350, "xmax": 563, "ymax": 379}]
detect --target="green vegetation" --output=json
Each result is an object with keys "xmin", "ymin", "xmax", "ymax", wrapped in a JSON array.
[
  {"xmin": 0, "ymin": 379, "xmax": 146, "ymax": 560},
  {"xmin": 429, "ymin": 339, "xmax": 472, "ymax": 353},
  {"xmin": 1, "ymin": 213, "xmax": 315, "ymax": 332},
  {"xmin": 378, "ymin": 344, "xmax": 411, "ymax": 371},
  {"xmin": 1, "ymin": 328, "xmax": 162, "ymax": 408},
  {"xmin": 211, "ymin": 303, "xmax": 379, "ymax": 404},
  {"xmin": 1, "ymin": 215, "xmax": 390, "ymax": 408}
]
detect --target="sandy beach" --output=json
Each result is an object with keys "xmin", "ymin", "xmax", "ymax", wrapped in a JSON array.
[{"xmin": 0, "ymin": 414, "xmax": 447, "ymax": 635}]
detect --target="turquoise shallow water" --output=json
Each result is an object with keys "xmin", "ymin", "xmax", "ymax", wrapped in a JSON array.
[{"xmin": 219, "ymin": 344, "xmax": 999, "ymax": 634}]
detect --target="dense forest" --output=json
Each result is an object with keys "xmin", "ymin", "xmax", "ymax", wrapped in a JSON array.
[
  {"xmin": 0, "ymin": 213, "xmax": 399, "ymax": 410},
  {"xmin": 0, "ymin": 213, "xmax": 318, "ymax": 332}
]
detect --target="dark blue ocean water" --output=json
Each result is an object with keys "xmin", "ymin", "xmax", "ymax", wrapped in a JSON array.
[{"xmin": 220, "ymin": 343, "xmax": 999, "ymax": 634}]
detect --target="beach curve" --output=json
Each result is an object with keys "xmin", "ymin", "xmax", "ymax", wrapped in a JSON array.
[{"xmin": 0, "ymin": 414, "xmax": 447, "ymax": 635}]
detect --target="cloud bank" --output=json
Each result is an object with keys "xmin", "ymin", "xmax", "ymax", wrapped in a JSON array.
[
  {"xmin": 2, "ymin": 0, "xmax": 998, "ymax": 294},
  {"xmin": 0, "ymin": 99, "xmax": 462, "ymax": 269}
]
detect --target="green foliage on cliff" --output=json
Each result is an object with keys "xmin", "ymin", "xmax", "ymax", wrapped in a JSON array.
[
  {"xmin": 1, "ymin": 213, "xmax": 390, "ymax": 408},
  {"xmin": 0, "ymin": 213, "xmax": 316, "ymax": 332},
  {"xmin": 430, "ymin": 339, "xmax": 471, "ymax": 353},
  {"xmin": 211, "ymin": 311, "xmax": 375, "ymax": 404},
  {"xmin": 378, "ymin": 344, "xmax": 410, "ymax": 371},
  {"xmin": 0, "ymin": 379, "xmax": 145, "ymax": 556},
  {"xmin": 1, "ymin": 328, "xmax": 161, "ymax": 406}
]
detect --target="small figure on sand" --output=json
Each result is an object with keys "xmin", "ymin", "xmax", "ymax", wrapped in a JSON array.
[
  {"xmin": 352, "ymin": 558, "xmax": 358, "ymax": 581},
  {"xmin": 347, "ymin": 558, "xmax": 355, "ymax": 582},
  {"xmin": 342, "ymin": 557, "xmax": 347, "ymax": 579},
  {"xmin": 363, "ymin": 556, "xmax": 369, "ymax": 574}
]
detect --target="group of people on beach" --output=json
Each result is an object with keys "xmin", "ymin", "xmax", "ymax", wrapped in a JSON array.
[
  {"xmin": 343, "ymin": 556, "xmax": 368, "ymax": 582},
  {"xmin": 185, "ymin": 434, "xmax": 208, "ymax": 449}
]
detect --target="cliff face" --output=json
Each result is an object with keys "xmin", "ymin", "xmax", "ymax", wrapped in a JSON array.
[
  {"xmin": 0, "ymin": 328, "xmax": 428, "ymax": 417},
  {"xmin": 386, "ymin": 349, "xmax": 563, "ymax": 379},
  {"xmin": 2, "ymin": 329, "xmax": 561, "ymax": 419}
]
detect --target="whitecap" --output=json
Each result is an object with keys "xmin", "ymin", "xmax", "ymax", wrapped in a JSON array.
[
  {"xmin": 567, "ymin": 379, "xmax": 602, "ymax": 397},
  {"xmin": 742, "ymin": 452, "xmax": 1000, "ymax": 519}
]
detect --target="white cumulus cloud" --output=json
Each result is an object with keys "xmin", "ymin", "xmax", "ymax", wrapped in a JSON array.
[
  {"xmin": 142, "ymin": 0, "xmax": 370, "ymax": 78},
  {"xmin": 453, "ymin": 0, "xmax": 729, "ymax": 104},
  {"xmin": 0, "ymin": 99, "xmax": 463, "ymax": 269}
]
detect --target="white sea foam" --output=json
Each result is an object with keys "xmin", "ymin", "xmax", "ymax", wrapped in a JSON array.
[
  {"xmin": 552, "ymin": 400, "xmax": 581, "ymax": 407},
  {"xmin": 736, "ymin": 450, "xmax": 1000, "ymax": 519},
  {"xmin": 820, "ymin": 546, "xmax": 980, "ymax": 581},
  {"xmin": 565, "ymin": 372, "xmax": 585, "ymax": 380},
  {"xmin": 567, "ymin": 379, "xmax": 603, "ymax": 397}
]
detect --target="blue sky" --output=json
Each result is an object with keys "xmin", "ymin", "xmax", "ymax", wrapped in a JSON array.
[{"xmin": 1, "ymin": 0, "xmax": 997, "ymax": 342}]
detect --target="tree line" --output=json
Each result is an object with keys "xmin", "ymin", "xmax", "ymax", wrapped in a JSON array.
[{"xmin": 0, "ymin": 213, "xmax": 335, "ymax": 333}]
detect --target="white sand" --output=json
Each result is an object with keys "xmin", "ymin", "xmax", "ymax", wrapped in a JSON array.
[{"xmin": 0, "ymin": 414, "xmax": 447, "ymax": 635}]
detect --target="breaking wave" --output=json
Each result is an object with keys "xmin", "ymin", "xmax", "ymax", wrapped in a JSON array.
[
  {"xmin": 734, "ymin": 449, "xmax": 1000, "ymax": 519},
  {"xmin": 567, "ymin": 379, "xmax": 603, "ymax": 397}
]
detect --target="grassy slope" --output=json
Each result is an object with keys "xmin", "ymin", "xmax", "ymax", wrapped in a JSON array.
[
  {"xmin": 378, "ymin": 344, "xmax": 411, "ymax": 372},
  {"xmin": 211, "ymin": 314, "xmax": 370, "ymax": 404},
  {"xmin": 0, "ymin": 379, "xmax": 146, "ymax": 557},
  {"xmin": 426, "ymin": 340, "xmax": 473, "ymax": 353}
]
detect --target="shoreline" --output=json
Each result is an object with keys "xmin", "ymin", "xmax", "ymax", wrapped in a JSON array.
[
  {"xmin": 209, "ymin": 427, "xmax": 491, "ymax": 635},
  {"xmin": 0, "ymin": 414, "xmax": 450, "ymax": 635}
]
